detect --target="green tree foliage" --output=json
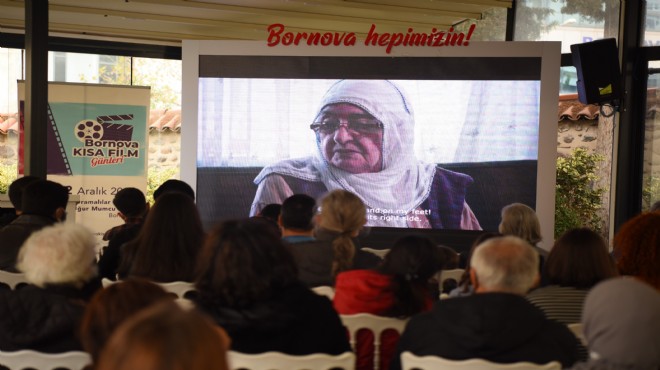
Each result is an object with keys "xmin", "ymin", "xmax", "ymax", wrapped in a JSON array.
[
  {"xmin": 0, "ymin": 164, "xmax": 17, "ymax": 194},
  {"xmin": 555, "ymin": 148, "xmax": 605, "ymax": 238},
  {"xmin": 146, "ymin": 167, "xmax": 178, "ymax": 205},
  {"xmin": 515, "ymin": 3, "xmax": 558, "ymax": 41},
  {"xmin": 642, "ymin": 175, "xmax": 660, "ymax": 210}
]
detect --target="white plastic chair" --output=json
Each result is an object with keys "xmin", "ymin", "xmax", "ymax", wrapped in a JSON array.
[
  {"xmin": 400, "ymin": 352, "xmax": 561, "ymax": 370},
  {"xmin": 156, "ymin": 281, "xmax": 196, "ymax": 298},
  {"xmin": 362, "ymin": 248, "xmax": 390, "ymax": 259},
  {"xmin": 340, "ymin": 313, "xmax": 408, "ymax": 370},
  {"xmin": 0, "ymin": 271, "xmax": 28, "ymax": 290},
  {"xmin": 101, "ymin": 278, "xmax": 195, "ymax": 298},
  {"xmin": 567, "ymin": 323, "xmax": 587, "ymax": 346},
  {"xmin": 228, "ymin": 351, "xmax": 355, "ymax": 370},
  {"xmin": 311, "ymin": 286, "xmax": 335, "ymax": 300},
  {"xmin": 439, "ymin": 269, "xmax": 465, "ymax": 286},
  {"xmin": 0, "ymin": 350, "xmax": 91, "ymax": 370},
  {"xmin": 101, "ymin": 277, "xmax": 116, "ymax": 288}
]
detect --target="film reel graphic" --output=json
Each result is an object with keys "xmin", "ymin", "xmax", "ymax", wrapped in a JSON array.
[
  {"xmin": 75, "ymin": 120, "xmax": 104, "ymax": 142},
  {"xmin": 74, "ymin": 114, "xmax": 134, "ymax": 143}
]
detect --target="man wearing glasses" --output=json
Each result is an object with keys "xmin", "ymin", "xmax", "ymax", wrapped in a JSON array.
[{"xmin": 250, "ymin": 79, "xmax": 480, "ymax": 230}]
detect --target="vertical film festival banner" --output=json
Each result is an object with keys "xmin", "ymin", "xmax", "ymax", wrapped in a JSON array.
[{"xmin": 18, "ymin": 82, "xmax": 149, "ymax": 245}]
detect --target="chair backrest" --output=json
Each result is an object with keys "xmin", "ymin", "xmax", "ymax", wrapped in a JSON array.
[
  {"xmin": 101, "ymin": 277, "xmax": 116, "ymax": 288},
  {"xmin": 101, "ymin": 278, "xmax": 195, "ymax": 298},
  {"xmin": 435, "ymin": 269, "xmax": 465, "ymax": 299},
  {"xmin": 340, "ymin": 313, "xmax": 408, "ymax": 370},
  {"xmin": 0, "ymin": 350, "xmax": 91, "ymax": 370},
  {"xmin": 567, "ymin": 323, "xmax": 587, "ymax": 346},
  {"xmin": 0, "ymin": 271, "xmax": 28, "ymax": 290},
  {"xmin": 400, "ymin": 352, "xmax": 561, "ymax": 370},
  {"xmin": 439, "ymin": 269, "xmax": 465, "ymax": 285},
  {"xmin": 156, "ymin": 281, "xmax": 196, "ymax": 298},
  {"xmin": 311, "ymin": 286, "xmax": 335, "ymax": 300},
  {"xmin": 228, "ymin": 351, "xmax": 355, "ymax": 370},
  {"xmin": 361, "ymin": 248, "xmax": 390, "ymax": 259}
]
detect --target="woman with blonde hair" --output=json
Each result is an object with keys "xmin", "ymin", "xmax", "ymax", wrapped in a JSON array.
[
  {"xmin": 286, "ymin": 189, "xmax": 381, "ymax": 287},
  {"xmin": 498, "ymin": 203, "xmax": 549, "ymax": 265}
]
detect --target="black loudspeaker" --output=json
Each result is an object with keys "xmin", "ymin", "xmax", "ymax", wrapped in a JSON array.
[{"xmin": 570, "ymin": 38, "xmax": 621, "ymax": 105}]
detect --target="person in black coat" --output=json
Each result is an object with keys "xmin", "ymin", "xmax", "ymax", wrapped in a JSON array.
[
  {"xmin": 390, "ymin": 236, "xmax": 581, "ymax": 370},
  {"xmin": 0, "ymin": 180, "xmax": 69, "ymax": 271},
  {"xmin": 0, "ymin": 223, "xmax": 101, "ymax": 353},
  {"xmin": 191, "ymin": 218, "xmax": 350, "ymax": 355}
]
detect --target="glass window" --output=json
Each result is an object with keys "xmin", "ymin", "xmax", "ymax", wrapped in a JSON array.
[
  {"xmin": 643, "ymin": 61, "xmax": 660, "ymax": 210},
  {"xmin": 454, "ymin": 7, "xmax": 507, "ymax": 41},
  {"xmin": 0, "ymin": 47, "xmax": 22, "ymax": 190},
  {"xmin": 132, "ymin": 57, "xmax": 181, "ymax": 110},
  {"xmin": 560, "ymin": 66, "xmax": 578, "ymax": 94},
  {"xmin": 515, "ymin": 0, "xmax": 620, "ymax": 53},
  {"xmin": 644, "ymin": 0, "xmax": 660, "ymax": 46}
]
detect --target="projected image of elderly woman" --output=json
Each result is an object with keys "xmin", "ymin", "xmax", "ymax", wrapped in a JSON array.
[{"xmin": 251, "ymin": 79, "xmax": 480, "ymax": 229}]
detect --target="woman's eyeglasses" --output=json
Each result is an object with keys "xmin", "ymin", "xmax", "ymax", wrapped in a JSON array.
[{"xmin": 310, "ymin": 117, "xmax": 383, "ymax": 135}]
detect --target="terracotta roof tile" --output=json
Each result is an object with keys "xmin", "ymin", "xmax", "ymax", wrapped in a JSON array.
[
  {"xmin": 0, "ymin": 114, "xmax": 18, "ymax": 135},
  {"xmin": 557, "ymin": 94, "xmax": 600, "ymax": 121},
  {"xmin": 0, "ymin": 97, "xmax": 600, "ymax": 136}
]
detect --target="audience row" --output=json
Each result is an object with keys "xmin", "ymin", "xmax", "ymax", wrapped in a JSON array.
[{"xmin": 0, "ymin": 176, "xmax": 658, "ymax": 370}]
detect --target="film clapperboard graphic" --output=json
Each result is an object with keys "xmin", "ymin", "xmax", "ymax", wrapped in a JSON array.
[{"xmin": 46, "ymin": 104, "xmax": 135, "ymax": 175}]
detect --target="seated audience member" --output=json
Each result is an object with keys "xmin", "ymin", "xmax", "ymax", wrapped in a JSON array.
[
  {"xmin": 192, "ymin": 218, "xmax": 351, "ymax": 355},
  {"xmin": 390, "ymin": 236, "xmax": 581, "ymax": 370},
  {"xmin": 96, "ymin": 301, "xmax": 229, "ymax": 370},
  {"xmin": 0, "ymin": 179, "xmax": 69, "ymax": 271},
  {"xmin": 287, "ymin": 189, "xmax": 381, "ymax": 287},
  {"xmin": 527, "ymin": 228, "xmax": 618, "ymax": 324},
  {"xmin": 571, "ymin": 278, "xmax": 660, "ymax": 370},
  {"xmin": 118, "ymin": 192, "xmax": 204, "ymax": 282},
  {"xmin": 449, "ymin": 232, "xmax": 501, "ymax": 298},
  {"xmin": 612, "ymin": 212, "xmax": 660, "ymax": 289},
  {"xmin": 0, "ymin": 223, "xmax": 100, "ymax": 352},
  {"xmin": 258, "ymin": 203, "xmax": 282, "ymax": 223},
  {"xmin": 279, "ymin": 194, "xmax": 317, "ymax": 244},
  {"xmin": 79, "ymin": 278, "xmax": 174, "ymax": 367},
  {"xmin": 498, "ymin": 202, "xmax": 549, "ymax": 269},
  {"xmin": 97, "ymin": 188, "xmax": 148, "ymax": 280},
  {"xmin": 437, "ymin": 245, "xmax": 460, "ymax": 294},
  {"xmin": 153, "ymin": 179, "xmax": 195, "ymax": 201},
  {"xmin": 333, "ymin": 235, "xmax": 445, "ymax": 370},
  {"xmin": 102, "ymin": 187, "xmax": 148, "ymax": 241},
  {"xmin": 0, "ymin": 175, "xmax": 39, "ymax": 227}
]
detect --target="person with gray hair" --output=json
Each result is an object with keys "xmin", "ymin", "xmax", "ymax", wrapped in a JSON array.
[
  {"xmin": 0, "ymin": 223, "xmax": 101, "ymax": 353},
  {"xmin": 570, "ymin": 277, "xmax": 660, "ymax": 370},
  {"xmin": 390, "ymin": 236, "xmax": 581, "ymax": 370}
]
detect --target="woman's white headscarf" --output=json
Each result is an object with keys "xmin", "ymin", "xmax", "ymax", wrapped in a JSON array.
[{"xmin": 256, "ymin": 80, "xmax": 436, "ymax": 227}]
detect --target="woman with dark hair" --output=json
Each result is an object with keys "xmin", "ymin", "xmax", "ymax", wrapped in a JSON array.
[
  {"xmin": 79, "ymin": 278, "xmax": 173, "ymax": 368},
  {"xmin": 526, "ymin": 228, "xmax": 618, "ymax": 324},
  {"xmin": 449, "ymin": 231, "xmax": 502, "ymax": 298},
  {"xmin": 612, "ymin": 212, "xmax": 660, "ymax": 290},
  {"xmin": 192, "ymin": 218, "xmax": 350, "ymax": 355},
  {"xmin": 119, "ymin": 192, "xmax": 204, "ymax": 282},
  {"xmin": 332, "ymin": 235, "xmax": 445, "ymax": 370}
]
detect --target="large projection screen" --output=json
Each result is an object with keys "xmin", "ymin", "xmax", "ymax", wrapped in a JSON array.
[{"xmin": 182, "ymin": 41, "xmax": 560, "ymax": 250}]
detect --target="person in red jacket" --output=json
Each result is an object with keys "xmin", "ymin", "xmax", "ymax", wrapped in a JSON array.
[{"xmin": 333, "ymin": 235, "xmax": 447, "ymax": 370}]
